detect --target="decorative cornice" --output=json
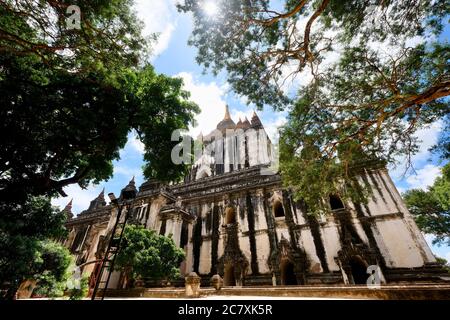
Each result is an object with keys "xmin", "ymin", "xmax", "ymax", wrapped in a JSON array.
[{"xmin": 168, "ymin": 165, "xmax": 281, "ymax": 201}]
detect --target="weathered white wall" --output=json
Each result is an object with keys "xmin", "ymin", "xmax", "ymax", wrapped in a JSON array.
[
  {"xmin": 255, "ymin": 233, "xmax": 271, "ymax": 273},
  {"xmin": 199, "ymin": 240, "xmax": 211, "ymax": 274},
  {"xmin": 319, "ymin": 222, "xmax": 342, "ymax": 271},
  {"xmin": 298, "ymin": 228, "xmax": 323, "ymax": 273}
]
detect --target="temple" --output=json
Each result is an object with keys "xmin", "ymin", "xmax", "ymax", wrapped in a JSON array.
[{"xmin": 63, "ymin": 106, "xmax": 444, "ymax": 289}]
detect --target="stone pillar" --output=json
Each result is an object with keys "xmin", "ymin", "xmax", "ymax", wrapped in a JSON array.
[
  {"xmin": 185, "ymin": 223, "xmax": 194, "ymax": 274},
  {"xmin": 172, "ymin": 216, "xmax": 183, "ymax": 247},
  {"xmin": 185, "ymin": 272, "xmax": 201, "ymax": 298}
]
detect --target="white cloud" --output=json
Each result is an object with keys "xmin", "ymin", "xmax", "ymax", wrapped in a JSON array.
[
  {"xmin": 51, "ymin": 132, "xmax": 146, "ymax": 215},
  {"xmin": 119, "ymin": 132, "xmax": 146, "ymax": 160},
  {"xmin": 129, "ymin": 134, "xmax": 145, "ymax": 155},
  {"xmin": 424, "ymin": 234, "xmax": 435, "ymax": 246},
  {"xmin": 396, "ymin": 186, "xmax": 406, "ymax": 195},
  {"xmin": 389, "ymin": 120, "xmax": 443, "ymax": 180},
  {"xmin": 231, "ymin": 109, "xmax": 253, "ymax": 123},
  {"xmin": 151, "ymin": 23, "xmax": 176, "ymax": 58},
  {"xmin": 51, "ymin": 184, "xmax": 105, "ymax": 216},
  {"xmin": 51, "ymin": 163, "xmax": 145, "ymax": 216},
  {"xmin": 176, "ymin": 72, "xmax": 228, "ymax": 136},
  {"xmin": 405, "ymin": 164, "xmax": 442, "ymax": 191},
  {"xmin": 113, "ymin": 164, "xmax": 144, "ymax": 182},
  {"xmin": 264, "ymin": 116, "xmax": 287, "ymax": 142},
  {"xmin": 422, "ymin": 234, "xmax": 449, "ymax": 262},
  {"xmin": 134, "ymin": 0, "xmax": 178, "ymax": 59},
  {"xmin": 412, "ymin": 120, "xmax": 443, "ymax": 163}
]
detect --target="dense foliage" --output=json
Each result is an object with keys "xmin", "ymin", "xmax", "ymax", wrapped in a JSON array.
[
  {"xmin": 0, "ymin": 196, "xmax": 68, "ymax": 299},
  {"xmin": 0, "ymin": 0, "xmax": 199, "ymax": 204},
  {"xmin": 115, "ymin": 225, "xmax": 186, "ymax": 284},
  {"xmin": 0, "ymin": 0, "xmax": 199, "ymax": 299},
  {"xmin": 31, "ymin": 241, "xmax": 73, "ymax": 298},
  {"xmin": 404, "ymin": 163, "xmax": 450, "ymax": 246},
  {"xmin": 179, "ymin": 0, "xmax": 449, "ymax": 212}
]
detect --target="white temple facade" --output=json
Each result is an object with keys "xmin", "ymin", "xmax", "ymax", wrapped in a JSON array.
[{"xmin": 64, "ymin": 106, "xmax": 444, "ymax": 288}]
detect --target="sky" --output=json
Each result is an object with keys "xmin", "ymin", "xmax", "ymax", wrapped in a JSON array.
[{"xmin": 52, "ymin": 0, "xmax": 450, "ymax": 262}]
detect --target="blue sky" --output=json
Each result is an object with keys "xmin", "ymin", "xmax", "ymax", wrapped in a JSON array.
[{"xmin": 53, "ymin": 1, "xmax": 450, "ymax": 261}]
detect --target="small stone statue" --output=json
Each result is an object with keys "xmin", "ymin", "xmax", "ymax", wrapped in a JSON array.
[
  {"xmin": 175, "ymin": 196, "xmax": 182, "ymax": 208},
  {"xmin": 210, "ymin": 274, "xmax": 224, "ymax": 291},
  {"xmin": 185, "ymin": 272, "xmax": 201, "ymax": 298}
]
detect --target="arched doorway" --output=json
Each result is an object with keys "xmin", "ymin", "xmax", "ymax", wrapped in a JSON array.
[
  {"xmin": 225, "ymin": 207, "xmax": 236, "ymax": 225},
  {"xmin": 280, "ymin": 260, "xmax": 297, "ymax": 285},
  {"xmin": 273, "ymin": 201, "xmax": 285, "ymax": 217},
  {"xmin": 223, "ymin": 264, "xmax": 236, "ymax": 286},
  {"xmin": 349, "ymin": 256, "xmax": 368, "ymax": 284}
]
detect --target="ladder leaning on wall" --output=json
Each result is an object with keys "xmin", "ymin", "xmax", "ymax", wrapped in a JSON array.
[
  {"xmin": 90, "ymin": 202, "xmax": 131, "ymax": 300},
  {"xmin": 90, "ymin": 177, "xmax": 137, "ymax": 300}
]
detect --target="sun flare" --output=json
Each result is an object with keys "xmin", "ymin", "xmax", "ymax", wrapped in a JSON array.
[{"xmin": 203, "ymin": 1, "xmax": 219, "ymax": 17}]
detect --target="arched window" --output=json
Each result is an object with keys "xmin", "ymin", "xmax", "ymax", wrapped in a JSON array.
[
  {"xmin": 329, "ymin": 195, "xmax": 345, "ymax": 210},
  {"xmin": 225, "ymin": 207, "xmax": 236, "ymax": 224},
  {"xmin": 274, "ymin": 201, "xmax": 285, "ymax": 217},
  {"xmin": 71, "ymin": 226, "xmax": 89, "ymax": 252}
]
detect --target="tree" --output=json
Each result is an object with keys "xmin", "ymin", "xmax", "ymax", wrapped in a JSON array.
[
  {"xmin": 0, "ymin": 0, "xmax": 199, "ymax": 300},
  {"xmin": 0, "ymin": 0, "xmax": 149, "ymax": 72},
  {"xmin": 0, "ymin": 0, "xmax": 199, "ymax": 299},
  {"xmin": 403, "ymin": 163, "xmax": 450, "ymax": 246},
  {"xmin": 114, "ymin": 225, "xmax": 186, "ymax": 286},
  {"xmin": 0, "ymin": 195, "xmax": 68, "ymax": 299},
  {"xmin": 0, "ymin": 1, "xmax": 200, "ymax": 203},
  {"xmin": 0, "ymin": 56, "xmax": 199, "ymax": 202},
  {"xmin": 434, "ymin": 256, "xmax": 450, "ymax": 273},
  {"xmin": 30, "ymin": 240, "xmax": 73, "ymax": 298},
  {"xmin": 178, "ymin": 0, "xmax": 449, "ymax": 212},
  {"xmin": 0, "ymin": 197, "xmax": 90, "ymax": 300}
]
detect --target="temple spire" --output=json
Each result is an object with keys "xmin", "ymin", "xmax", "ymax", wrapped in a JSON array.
[
  {"xmin": 224, "ymin": 105, "xmax": 231, "ymax": 120},
  {"xmin": 64, "ymin": 198, "xmax": 73, "ymax": 210},
  {"xmin": 216, "ymin": 104, "xmax": 236, "ymax": 131},
  {"xmin": 251, "ymin": 110, "xmax": 262, "ymax": 128},
  {"xmin": 87, "ymin": 187, "xmax": 106, "ymax": 211},
  {"xmin": 236, "ymin": 117, "xmax": 244, "ymax": 129},
  {"xmin": 120, "ymin": 176, "xmax": 137, "ymax": 200},
  {"xmin": 98, "ymin": 187, "xmax": 105, "ymax": 199},
  {"xmin": 63, "ymin": 198, "xmax": 73, "ymax": 219},
  {"xmin": 242, "ymin": 116, "xmax": 251, "ymax": 129}
]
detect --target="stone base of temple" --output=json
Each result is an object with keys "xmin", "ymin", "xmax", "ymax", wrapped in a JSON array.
[
  {"xmin": 383, "ymin": 264, "xmax": 450, "ymax": 283},
  {"xmin": 137, "ymin": 265, "xmax": 449, "ymax": 289},
  {"xmin": 101, "ymin": 284, "xmax": 450, "ymax": 299}
]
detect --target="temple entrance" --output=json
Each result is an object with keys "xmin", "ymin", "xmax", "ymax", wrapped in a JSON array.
[
  {"xmin": 280, "ymin": 260, "xmax": 297, "ymax": 285},
  {"xmin": 349, "ymin": 256, "xmax": 368, "ymax": 284},
  {"xmin": 273, "ymin": 201, "xmax": 285, "ymax": 217},
  {"xmin": 225, "ymin": 207, "xmax": 236, "ymax": 225},
  {"xmin": 224, "ymin": 264, "xmax": 236, "ymax": 286}
]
